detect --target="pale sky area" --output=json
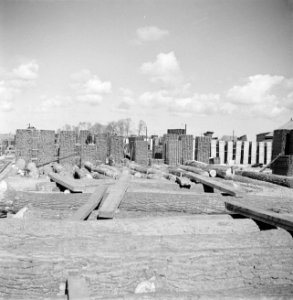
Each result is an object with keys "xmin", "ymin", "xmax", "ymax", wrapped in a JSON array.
[{"xmin": 0, "ymin": 0, "xmax": 293, "ymax": 140}]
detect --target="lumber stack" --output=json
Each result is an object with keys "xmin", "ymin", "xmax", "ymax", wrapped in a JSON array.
[
  {"xmin": 95, "ymin": 134, "xmax": 108, "ymax": 163},
  {"xmin": 108, "ymin": 135, "xmax": 124, "ymax": 163},
  {"xmin": 195, "ymin": 136, "xmax": 211, "ymax": 163},
  {"xmin": 59, "ymin": 131, "xmax": 77, "ymax": 165},
  {"xmin": 180, "ymin": 135, "xmax": 193, "ymax": 164}
]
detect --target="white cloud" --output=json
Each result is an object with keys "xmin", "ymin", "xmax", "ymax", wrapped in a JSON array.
[
  {"xmin": 136, "ymin": 26, "xmax": 169, "ymax": 42},
  {"xmin": 226, "ymin": 74, "xmax": 293, "ymax": 118},
  {"xmin": 140, "ymin": 51, "xmax": 182, "ymax": 85},
  {"xmin": 36, "ymin": 95, "xmax": 72, "ymax": 112},
  {"xmin": 138, "ymin": 74, "xmax": 293, "ymax": 119},
  {"xmin": 117, "ymin": 88, "xmax": 135, "ymax": 111},
  {"xmin": 12, "ymin": 61, "xmax": 39, "ymax": 80},
  {"xmin": 70, "ymin": 69, "xmax": 112, "ymax": 105},
  {"xmin": 0, "ymin": 61, "xmax": 39, "ymax": 112}
]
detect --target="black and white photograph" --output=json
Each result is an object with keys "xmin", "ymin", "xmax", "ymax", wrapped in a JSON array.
[{"xmin": 0, "ymin": 0, "xmax": 293, "ymax": 299}]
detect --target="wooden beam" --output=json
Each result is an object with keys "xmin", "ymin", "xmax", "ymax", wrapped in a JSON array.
[
  {"xmin": 69, "ymin": 185, "xmax": 107, "ymax": 220},
  {"xmin": 48, "ymin": 172, "xmax": 84, "ymax": 192},
  {"xmin": 170, "ymin": 168, "xmax": 241, "ymax": 196},
  {"xmin": 0, "ymin": 161, "xmax": 13, "ymax": 181},
  {"xmin": 97, "ymin": 174, "xmax": 130, "ymax": 219},
  {"xmin": 225, "ymin": 200, "xmax": 293, "ymax": 232},
  {"xmin": 67, "ymin": 275, "xmax": 90, "ymax": 300}
]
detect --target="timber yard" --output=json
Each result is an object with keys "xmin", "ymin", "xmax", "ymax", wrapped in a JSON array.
[{"xmin": 0, "ymin": 120, "xmax": 293, "ymax": 299}]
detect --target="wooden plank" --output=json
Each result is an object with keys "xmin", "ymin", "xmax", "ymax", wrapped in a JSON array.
[
  {"xmin": 179, "ymin": 170, "xmax": 240, "ymax": 196},
  {"xmin": 225, "ymin": 200, "xmax": 293, "ymax": 232},
  {"xmin": 227, "ymin": 141, "xmax": 233, "ymax": 165},
  {"xmin": 250, "ymin": 141, "xmax": 257, "ymax": 165},
  {"xmin": 69, "ymin": 185, "xmax": 107, "ymax": 220},
  {"xmin": 210, "ymin": 139, "xmax": 217, "ymax": 158},
  {"xmin": 48, "ymin": 172, "xmax": 84, "ymax": 192},
  {"xmin": 98, "ymin": 174, "xmax": 129, "ymax": 218},
  {"xmin": 219, "ymin": 141, "xmax": 225, "ymax": 164},
  {"xmin": 258, "ymin": 142, "xmax": 264, "ymax": 164},
  {"xmin": 67, "ymin": 275, "xmax": 90, "ymax": 300},
  {"xmin": 243, "ymin": 141, "xmax": 249, "ymax": 165},
  {"xmin": 235, "ymin": 141, "xmax": 242, "ymax": 165},
  {"xmin": 0, "ymin": 161, "xmax": 13, "ymax": 181},
  {"xmin": 266, "ymin": 141, "xmax": 272, "ymax": 164}
]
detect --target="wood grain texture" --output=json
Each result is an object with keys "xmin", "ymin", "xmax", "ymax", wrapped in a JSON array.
[
  {"xmin": 225, "ymin": 200, "xmax": 293, "ymax": 232},
  {"xmin": 0, "ymin": 219, "xmax": 292, "ymax": 299},
  {"xmin": 69, "ymin": 185, "xmax": 107, "ymax": 220}
]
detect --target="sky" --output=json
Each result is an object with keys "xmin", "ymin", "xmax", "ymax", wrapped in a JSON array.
[{"xmin": 0, "ymin": 0, "xmax": 293, "ymax": 140}]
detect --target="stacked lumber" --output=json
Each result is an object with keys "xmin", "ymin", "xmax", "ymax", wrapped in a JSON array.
[
  {"xmin": 272, "ymin": 129, "xmax": 291, "ymax": 160},
  {"xmin": 129, "ymin": 138, "xmax": 148, "ymax": 165},
  {"xmin": 108, "ymin": 135, "xmax": 124, "ymax": 163},
  {"xmin": 195, "ymin": 136, "xmax": 211, "ymax": 163},
  {"xmin": 59, "ymin": 131, "xmax": 77, "ymax": 165},
  {"xmin": 81, "ymin": 144, "xmax": 97, "ymax": 165},
  {"xmin": 180, "ymin": 135, "xmax": 193, "ymax": 164},
  {"xmin": 272, "ymin": 155, "xmax": 293, "ymax": 176},
  {"xmin": 95, "ymin": 134, "xmax": 108, "ymax": 163},
  {"xmin": 37, "ymin": 130, "xmax": 56, "ymax": 166},
  {"xmin": 164, "ymin": 135, "xmax": 180, "ymax": 166}
]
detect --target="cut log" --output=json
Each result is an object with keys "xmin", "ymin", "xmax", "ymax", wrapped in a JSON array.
[
  {"xmin": 225, "ymin": 200, "xmax": 293, "ymax": 233},
  {"xmin": 97, "ymin": 173, "xmax": 129, "ymax": 218},
  {"xmin": 69, "ymin": 185, "xmax": 107, "ymax": 221},
  {"xmin": 175, "ymin": 176, "xmax": 191, "ymax": 188},
  {"xmin": 169, "ymin": 168, "xmax": 241, "ymax": 196},
  {"xmin": 184, "ymin": 160, "xmax": 233, "ymax": 178},
  {"xmin": 67, "ymin": 275, "xmax": 90, "ymax": 300},
  {"xmin": 48, "ymin": 172, "xmax": 84, "ymax": 192},
  {"xmin": 0, "ymin": 219, "xmax": 292, "ymax": 299},
  {"xmin": 178, "ymin": 165, "xmax": 209, "ymax": 177},
  {"xmin": 236, "ymin": 170, "xmax": 293, "ymax": 188}
]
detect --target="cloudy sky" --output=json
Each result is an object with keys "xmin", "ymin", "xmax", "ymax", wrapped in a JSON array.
[{"xmin": 0, "ymin": 0, "xmax": 292, "ymax": 139}]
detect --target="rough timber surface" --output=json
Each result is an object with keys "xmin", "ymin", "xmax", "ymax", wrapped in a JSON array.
[
  {"xmin": 0, "ymin": 219, "xmax": 292, "ymax": 299},
  {"xmin": 225, "ymin": 200, "xmax": 293, "ymax": 232}
]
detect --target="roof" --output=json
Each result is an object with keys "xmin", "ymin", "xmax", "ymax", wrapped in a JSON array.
[{"xmin": 277, "ymin": 118, "xmax": 293, "ymax": 130}]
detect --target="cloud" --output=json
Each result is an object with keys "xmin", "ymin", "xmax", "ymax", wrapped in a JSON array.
[
  {"xmin": 140, "ymin": 51, "xmax": 182, "ymax": 85},
  {"xmin": 35, "ymin": 95, "xmax": 72, "ymax": 113},
  {"xmin": 70, "ymin": 69, "xmax": 112, "ymax": 105},
  {"xmin": 12, "ymin": 61, "xmax": 39, "ymax": 80},
  {"xmin": 139, "ymin": 74, "xmax": 293, "ymax": 118},
  {"xmin": 117, "ymin": 88, "xmax": 135, "ymax": 111},
  {"xmin": 0, "ymin": 61, "xmax": 39, "ymax": 112},
  {"xmin": 136, "ymin": 26, "xmax": 169, "ymax": 42},
  {"xmin": 226, "ymin": 74, "xmax": 293, "ymax": 117}
]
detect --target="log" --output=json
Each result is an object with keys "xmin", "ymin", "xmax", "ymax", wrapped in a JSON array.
[
  {"xmin": 98, "ymin": 173, "xmax": 129, "ymax": 218},
  {"xmin": 178, "ymin": 165, "xmax": 209, "ymax": 177},
  {"xmin": 184, "ymin": 160, "xmax": 233, "ymax": 178},
  {"xmin": 0, "ymin": 219, "xmax": 292, "ymax": 299},
  {"xmin": 236, "ymin": 170, "xmax": 293, "ymax": 188},
  {"xmin": 48, "ymin": 172, "xmax": 84, "ymax": 192},
  {"xmin": 169, "ymin": 168, "xmax": 241, "ymax": 196},
  {"xmin": 67, "ymin": 275, "xmax": 90, "ymax": 300},
  {"xmin": 69, "ymin": 185, "xmax": 107, "ymax": 221},
  {"xmin": 225, "ymin": 200, "xmax": 293, "ymax": 233},
  {"xmin": 175, "ymin": 176, "xmax": 191, "ymax": 188},
  {"xmin": 259, "ymin": 153, "xmax": 281, "ymax": 172}
]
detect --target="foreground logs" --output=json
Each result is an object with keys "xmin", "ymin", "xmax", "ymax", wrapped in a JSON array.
[{"xmin": 0, "ymin": 218, "xmax": 292, "ymax": 299}]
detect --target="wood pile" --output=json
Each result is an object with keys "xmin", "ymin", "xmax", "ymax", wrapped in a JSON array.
[
  {"xmin": 95, "ymin": 134, "xmax": 108, "ymax": 163},
  {"xmin": 195, "ymin": 136, "xmax": 211, "ymax": 163},
  {"xmin": 59, "ymin": 131, "xmax": 77, "ymax": 165},
  {"xmin": 108, "ymin": 135, "xmax": 124, "ymax": 163}
]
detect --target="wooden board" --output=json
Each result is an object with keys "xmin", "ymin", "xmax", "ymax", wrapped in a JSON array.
[
  {"xmin": 183, "ymin": 171, "xmax": 241, "ymax": 196},
  {"xmin": 235, "ymin": 141, "xmax": 242, "ymax": 165},
  {"xmin": 97, "ymin": 174, "xmax": 129, "ymax": 218},
  {"xmin": 67, "ymin": 275, "xmax": 90, "ymax": 300},
  {"xmin": 225, "ymin": 200, "xmax": 293, "ymax": 232},
  {"xmin": 69, "ymin": 185, "xmax": 107, "ymax": 220},
  {"xmin": 48, "ymin": 172, "xmax": 84, "ymax": 192},
  {"xmin": 250, "ymin": 142, "xmax": 257, "ymax": 165}
]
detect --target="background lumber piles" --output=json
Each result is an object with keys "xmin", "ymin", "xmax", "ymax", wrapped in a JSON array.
[
  {"xmin": 195, "ymin": 136, "xmax": 211, "ymax": 163},
  {"xmin": 59, "ymin": 131, "xmax": 77, "ymax": 165}
]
